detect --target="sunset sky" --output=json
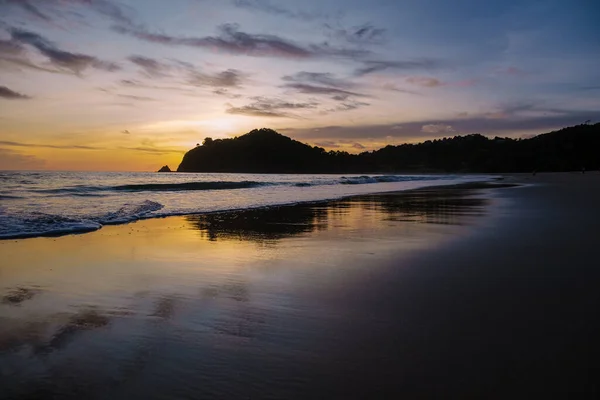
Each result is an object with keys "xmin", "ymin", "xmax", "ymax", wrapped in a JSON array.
[{"xmin": 1, "ymin": 0, "xmax": 599, "ymax": 171}]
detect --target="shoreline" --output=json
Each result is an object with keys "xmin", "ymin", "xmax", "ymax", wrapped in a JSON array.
[
  {"xmin": 1, "ymin": 175, "xmax": 499, "ymax": 241},
  {"xmin": 1, "ymin": 172, "xmax": 598, "ymax": 398}
]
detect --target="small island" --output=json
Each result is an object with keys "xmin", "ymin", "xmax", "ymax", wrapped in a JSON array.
[{"xmin": 157, "ymin": 165, "xmax": 172, "ymax": 172}]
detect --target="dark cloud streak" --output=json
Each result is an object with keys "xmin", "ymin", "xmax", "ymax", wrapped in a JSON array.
[
  {"xmin": 10, "ymin": 28, "xmax": 120, "ymax": 74},
  {"xmin": 0, "ymin": 38, "xmax": 66, "ymax": 74},
  {"xmin": 1, "ymin": 0, "xmax": 135, "ymax": 26},
  {"xmin": 186, "ymin": 68, "xmax": 245, "ymax": 88},
  {"xmin": 282, "ymin": 82, "xmax": 367, "ymax": 97},
  {"xmin": 232, "ymin": 0, "xmax": 320, "ymax": 21},
  {"xmin": 15, "ymin": 0, "xmax": 53, "ymax": 22},
  {"xmin": 325, "ymin": 23, "xmax": 387, "ymax": 45},
  {"xmin": 119, "ymin": 146, "xmax": 184, "ymax": 154},
  {"xmin": 114, "ymin": 23, "xmax": 370, "ymax": 60},
  {"xmin": 282, "ymin": 71, "xmax": 355, "ymax": 89},
  {"xmin": 116, "ymin": 94, "xmax": 156, "ymax": 101},
  {"xmin": 355, "ymin": 59, "xmax": 442, "ymax": 76},
  {"xmin": 126, "ymin": 56, "xmax": 247, "ymax": 88},
  {"xmin": 128, "ymin": 55, "xmax": 171, "ymax": 78},
  {"xmin": 0, "ymin": 85, "xmax": 31, "ymax": 99},
  {"xmin": 0, "ymin": 140, "xmax": 183, "ymax": 154},
  {"xmin": 283, "ymin": 109, "xmax": 600, "ymax": 140},
  {"xmin": 0, "ymin": 140, "xmax": 101, "ymax": 149},
  {"xmin": 226, "ymin": 97, "xmax": 318, "ymax": 118}
]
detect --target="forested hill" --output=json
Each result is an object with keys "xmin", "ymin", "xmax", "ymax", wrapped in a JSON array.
[{"xmin": 176, "ymin": 124, "xmax": 600, "ymax": 173}]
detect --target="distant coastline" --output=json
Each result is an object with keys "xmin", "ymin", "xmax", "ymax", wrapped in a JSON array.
[{"xmin": 174, "ymin": 124, "xmax": 599, "ymax": 174}]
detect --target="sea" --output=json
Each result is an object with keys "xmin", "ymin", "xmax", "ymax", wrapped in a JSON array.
[{"xmin": 0, "ymin": 171, "xmax": 490, "ymax": 239}]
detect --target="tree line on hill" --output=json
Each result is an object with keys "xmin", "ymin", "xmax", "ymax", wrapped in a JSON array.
[{"xmin": 174, "ymin": 123, "xmax": 600, "ymax": 173}]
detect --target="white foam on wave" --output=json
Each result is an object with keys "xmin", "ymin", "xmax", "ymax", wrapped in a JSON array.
[
  {"xmin": 99, "ymin": 200, "xmax": 164, "ymax": 225},
  {"xmin": 0, "ymin": 211, "xmax": 101, "ymax": 239},
  {"xmin": 0, "ymin": 200, "xmax": 165, "ymax": 239}
]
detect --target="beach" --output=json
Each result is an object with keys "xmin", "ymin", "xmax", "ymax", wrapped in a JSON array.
[{"xmin": 1, "ymin": 173, "xmax": 598, "ymax": 398}]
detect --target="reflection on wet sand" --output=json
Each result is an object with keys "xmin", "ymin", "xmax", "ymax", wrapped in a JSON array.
[
  {"xmin": 36, "ymin": 309, "xmax": 111, "ymax": 355},
  {"xmin": 187, "ymin": 205, "xmax": 329, "ymax": 242},
  {"xmin": 0, "ymin": 184, "xmax": 502, "ymax": 399},
  {"xmin": 186, "ymin": 184, "xmax": 494, "ymax": 242},
  {"xmin": 0, "ymin": 308, "xmax": 110, "ymax": 354},
  {"xmin": 2, "ymin": 286, "xmax": 42, "ymax": 305}
]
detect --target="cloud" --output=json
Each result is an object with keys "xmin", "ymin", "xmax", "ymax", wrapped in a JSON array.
[
  {"xmin": 406, "ymin": 76, "xmax": 444, "ymax": 87},
  {"xmin": 0, "ymin": 139, "xmax": 182, "ymax": 155},
  {"xmin": 114, "ymin": 23, "xmax": 370, "ymax": 60},
  {"xmin": 0, "ymin": 38, "xmax": 65, "ymax": 74},
  {"xmin": 1, "ymin": 0, "xmax": 135, "ymax": 26},
  {"xmin": 421, "ymin": 124, "xmax": 455, "ymax": 133},
  {"xmin": 118, "ymin": 79, "xmax": 197, "ymax": 94},
  {"xmin": 452, "ymin": 78, "xmax": 478, "ymax": 87},
  {"xmin": 325, "ymin": 23, "xmax": 387, "ymax": 45},
  {"xmin": 331, "ymin": 94, "xmax": 350, "ymax": 101},
  {"xmin": 0, "ymin": 147, "xmax": 45, "ymax": 170},
  {"xmin": 0, "ymin": 86, "xmax": 31, "ymax": 99},
  {"xmin": 120, "ymin": 79, "xmax": 143, "ymax": 87},
  {"xmin": 0, "ymin": 39, "xmax": 24, "ymax": 56},
  {"xmin": 313, "ymin": 140, "xmax": 340, "ymax": 148},
  {"xmin": 128, "ymin": 55, "xmax": 172, "ymax": 78},
  {"xmin": 282, "ymin": 108, "xmax": 600, "ymax": 140},
  {"xmin": 226, "ymin": 97, "xmax": 318, "ymax": 118},
  {"xmin": 0, "ymin": 140, "xmax": 103, "ymax": 150},
  {"xmin": 213, "ymin": 89, "xmax": 242, "ymax": 98},
  {"xmin": 354, "ymin": 59, "xmax": 441, "ymax": 76},
  {"xmin": 328, "ymin": 100, "xmax": 370, "ymax": 112},
  {"xmin": 187, "ymin": 68, "xmax": 245, "ymax": 88},
  {"xmin": 80, "ymin": 0, "xmax": 135, "ymax": 26},
  {"xmin": 10, "ymin": 0, "xmax": 52, "ymax": 22},
  {"xmin": 282, "ymin": 71, "xmax": 355, "ymax": 89},
  {"xmin": 282, "ymin": 83, "xmax": 367, "ymax": 97},
  {"xmin": 10, "ymin": 28, "xmax": 120, "ymax": 74},
  {"xmin": 232, "ymin": 0, "xmax": 319, "ymax": 21},
  {"xmin": 119, "ymin": 146, "xmax": 184, "ymax": 154},
  {"xmin": 382, "ymin": 83, "xmax": 420, "ymax": 95},
  {"xmin": 282, "ymin": 72, "xmax": 368, "ymax": 104},
  {"xmin": 312, "ymin": 140, "xmax": 366, "ymax": 150},
  {"xmin": 116, "ymin": 94, "xmax": 156, "ymax": 101},
  {"xmin": 136, "ymin": 58, "xmax": 248, "ymax": 88}
]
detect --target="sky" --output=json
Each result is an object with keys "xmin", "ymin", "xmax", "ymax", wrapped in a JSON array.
[{"xmin": 0, "ymin": 0, "xmax": 599, "ymax": 171}]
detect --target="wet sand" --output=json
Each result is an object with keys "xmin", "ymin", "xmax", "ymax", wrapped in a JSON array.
[{"xmin": 1, "ymin": 173, "xmax": 599, "ymax": 398}]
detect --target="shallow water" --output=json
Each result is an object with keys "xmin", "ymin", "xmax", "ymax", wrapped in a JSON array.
[
  {"xmin": 0, "ymin": 171, "xmax": 490, "ymax": 239},
  {"xmin": 0, "ymin": 186, "xmax": 491, "ymax": 399}
]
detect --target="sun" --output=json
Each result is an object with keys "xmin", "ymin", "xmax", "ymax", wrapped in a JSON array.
[{"xmin": 197, "ymin": 117, "xmax": 242, "ymax": 134}]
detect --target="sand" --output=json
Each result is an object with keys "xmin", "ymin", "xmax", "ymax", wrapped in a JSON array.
[{"xmin": 0, "ymin": 173, "xmax": 598, "ymax": 398}]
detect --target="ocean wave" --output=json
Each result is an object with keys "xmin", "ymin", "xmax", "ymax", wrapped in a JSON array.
[
  {"xmin": 113, "ymin": 181, "xmax": 268, "ymax": 192},
  {"xmin": 0, "ymin": 194, "xmax": 23, "ymax": 200},
  {"xmin": 37, "ymin": 181, "xmax": 270, "ymax": 194},
  {"xmin": 340, "ymin": 175, "xmax": 445, "ymax": 185},
  {"xmin": 0, "ymin": 212, "xmax": 101, "ymax": 239},
  {"xmin": 0, "ymin": 200, "xmax": 164, "ymax": 239},
  {"xmin": 32, "ymin": 176, "xmax": 452, "ymax": 195},
  {"xmin": 99, "ymin": 200, "xmax": 164, "ymax": 224}
]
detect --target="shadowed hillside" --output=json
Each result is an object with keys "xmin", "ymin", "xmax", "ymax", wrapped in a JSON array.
[{"xmin": 177, "ymin": 124, "xmax": 600, "ymax": 173}]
